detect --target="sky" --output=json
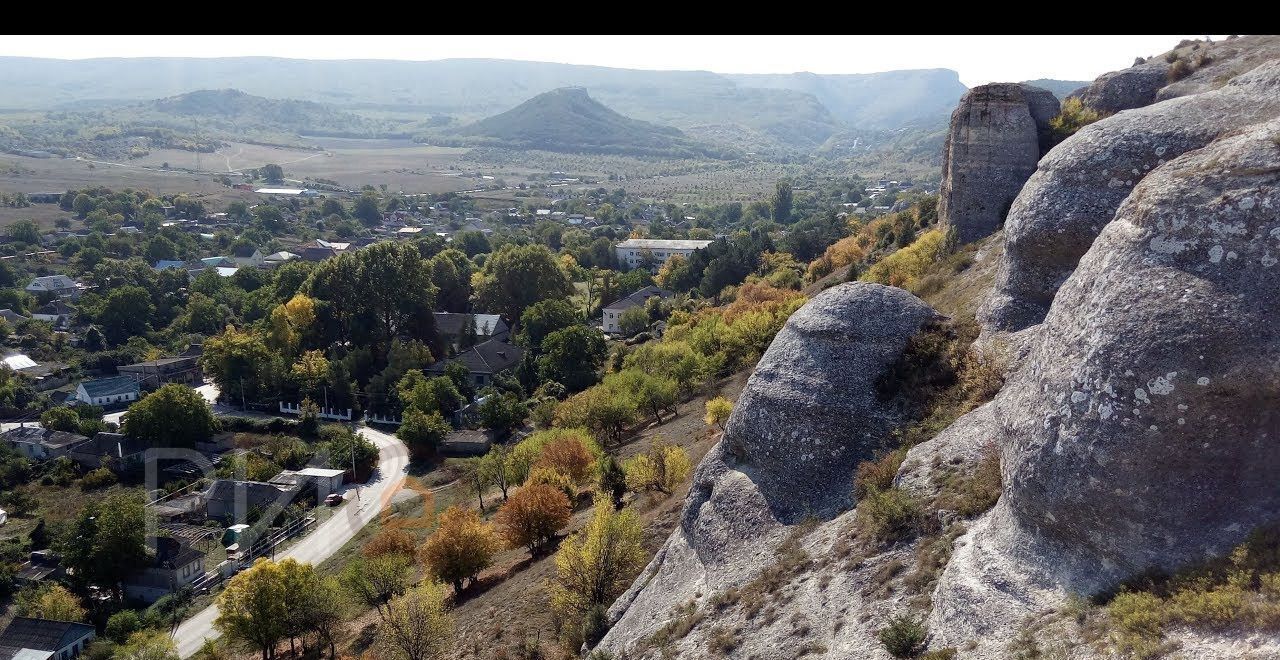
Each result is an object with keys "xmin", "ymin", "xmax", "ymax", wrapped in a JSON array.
[{"xmin": 0, "ymin": 35, "xmax": 1225, "ymax": 86}]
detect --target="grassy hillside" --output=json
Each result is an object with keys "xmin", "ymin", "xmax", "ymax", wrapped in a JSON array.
[{"xmin": 441, "ymin": 88, "xmax": 737, "ymax": 158}]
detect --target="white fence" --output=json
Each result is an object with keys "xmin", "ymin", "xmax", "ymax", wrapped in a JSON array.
[
  {"xmin": 365, "ymin": 412, "xmax": 402, "ymax": 426},
  {"xmin": 278, "ymin": 402, "xmax": 353, "ymax": 421}
]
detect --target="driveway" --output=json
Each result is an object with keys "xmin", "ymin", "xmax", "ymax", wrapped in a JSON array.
[{"xmin": 174, "ymin": 424, "xmax": 409, "ymax": 658}]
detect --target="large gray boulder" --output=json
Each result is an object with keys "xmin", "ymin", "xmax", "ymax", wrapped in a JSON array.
[
  {"xmin": 979, "ymin": 60, "xmax": 1280, "ymax": 333},
  {"xmin": 938, "ymin": 84, "xmax": 1058, "ymax": 245},
  {"xmin": 598, "ymin": 283, "xmax": 939, "ymax": 656},
  {"xmin": 723, "ymin": 282, "xmax": 940, "ymax": 521},
  {"xmin": 1074, "ymin": 59, "xmax": 1170, "ymax": 113},
  {"xmin": 932, "ymin": 117, "xmax": 1280, "ymax": 653}
]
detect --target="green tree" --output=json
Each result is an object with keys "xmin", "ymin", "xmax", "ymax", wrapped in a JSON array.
[
  {"xmin": 215, "ymin": 558, "xmax": 288, "ymax": 660},
  {"xmin": 537, "ymin": 326, "xmax": 607, "ymax": 393},
  {"xmin": 376, "ymin": 582, "xmax": 453, "ymax": 660},
  {"xmin": 398, "ymin": 371, "xmax": 464, "ymax": 417},
  {"xmin": 397, "ymin": 408, "xmax": 452, "ymax": 460},
  {"xmin": 428, "ymin": 249, "xmax": 473, "ymax": 313},
  {"xmin": 357, "ymin": 242, "xmax": 437, "ymax": 357},
  {"xmin": 73, "ymin": 193, "xmax": 95, "ymax": 218},
  {"xmin": 597, "ymin": 455, "xmax": 628, "ymax": 510},
  {"xmin": 473, "ymin": 244, "xmax": 573, "ymax": 320},
  {"xmin": 322, "ymin": 426, "xmax": 378, "ymax": 479},
  {"xmin": 97, "ymin": 285, "xmax": 155, "ymax": 345},
  {"xmin": 14, "ymin": 583, "xmax": 86, "ymax": 621},
  {"xmin": 121, "ymin": 383, "xmax": 217, "ymax": 448},
  {"xmin": 455, "ymin": 230, "xmax": 491, "ymax": 258},
  {"xmin": 772, "ymin": 180, "xmax": 793, "ymax": 224},
  {"xmin": 477, "ymin": 389, "xmax": 527, "ymax": 434},
  {"xmin": 6, "ymin": 219, "xmax": 40, "ymax": 245},
  {"xmin": 517, "ymin": 298, "xmax": 578, "ymax": 350},
  {"xmin": 106, "ymin": 610, "xmax": 142, "ymax": 643},
  {"xmin": 58, "ymin": 491, "xmax": 147, "ymax": 601},
  {"xmin": 252, "ymin": 205, "xmax": 284, "ymax": 233},
  {"xmin": 40, "ymin": 406, "xmax": 80, "ymax": 432},
  {"xmin": 115, "ymin": 629, "xmax": 179, "ymax": 660},
  {"xmin": 617, "ymin": 306, "xmax": 649, "ymax": 337},
  {"xmin": 341, "ymin": 554, "xmax": 412, "ymax": 621},
  {"xmin": 202, "ymin": 326, "xmax": 279, "ymax": 407},
  {"xmin": 353, "ymin": 193, "xmax": 382, "ymax": 226},
  {"xmin": 261, "ymin": 163, "xmax": 284, "ymax": 183}
]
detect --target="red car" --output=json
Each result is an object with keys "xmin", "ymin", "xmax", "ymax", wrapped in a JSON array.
[{"xmin": 324, "ymin": 493, "xmax": 343, "ymax": 506}]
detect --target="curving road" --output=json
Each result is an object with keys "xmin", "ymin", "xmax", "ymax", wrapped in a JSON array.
[{"xmin": 174, "ymin": 424, "xmax": 409, "ymax": 658}]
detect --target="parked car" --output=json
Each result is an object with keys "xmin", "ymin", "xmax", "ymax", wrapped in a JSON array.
[{"xmin": 324, "ymin": 493, "xmax": 343, "ymax": 506}]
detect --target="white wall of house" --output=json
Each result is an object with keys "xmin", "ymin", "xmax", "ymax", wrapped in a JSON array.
[
  {"xmin": 76, "ymin": 386, "xmax": 139, "ymax": 406},
  {"xmin": 603, "ymin": 307, "xmax": 626, "ymax": 333},
  {"xmin": 614, "ymin": 246, "xmax": 702, "ymax": 271}
]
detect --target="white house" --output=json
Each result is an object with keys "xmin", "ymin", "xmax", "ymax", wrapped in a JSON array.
[
  {"xmin": 0, "ymin": 617, "xmax": 96, "ymax": 660},
  {"xmin": 74, "ymin": 375, "xmax": 140, "ymax": 406},
  {"xmin": 25, "ymin": 274, "xmax": 82, "ymax": 300},
  {"xmin": 230, "ymin": 245, "xmax": 265, "ymax": 267},
  {"xmin": 614, "ymin": 238, "xmax": 713, "ymax": 272},
  {"xmin": 31, "ymin": 299, "xmax": 74, "ymax": 328},
  {"xmin": 603, "ymin": 285, "xmax": 673, "ymax": 334}
]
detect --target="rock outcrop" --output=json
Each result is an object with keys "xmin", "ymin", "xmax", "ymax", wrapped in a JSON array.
[
  {"xmin": 1073, "ymin": 59, "xmax": 1170, "ymax": 114},
  {"xmin": 597, "ymin": 283, "xmax": 939, "ymax": 657},
  {"xmin": 938, "ymin": 84, "xmax": 1058, "ymax": 245},
  {"xmin": 931, "ymin": 117, "xmax": 1280, "ymax": 655},
  {"xmin": 979, "ymin": 60, "xmax": 1280, "ymax": 334}
]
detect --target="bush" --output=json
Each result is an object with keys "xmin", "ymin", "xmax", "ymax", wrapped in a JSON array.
[
  {"xmin": 362, "ymin": 528, "xmax": 417, "ymax": 560},
  {"xmin": 623, "ymin": 443, "xmax": 692, "ymax": 495},
  {"xmin": 80, "ymin": 467, "xmax": 118, "ymax": 490},
  {"xmin": 105, "ymin": 609, "xmax": 141, "ymax": 643},
  {"xmin": 1048, "ymin": 97, "xmax": 1103, "ymax": 143},
  {"xmin": 854, "ymin": 449, "xmax": 906, "ymax": 499},
  {"xmin": 879, "ymin": 614, "xmax": 927, "ymax": 658},
  {"xmin": 859, "ymin": 487, "xmax": 924, "ymax": 544},
  {"xmin": 1167, "ymin": 58, "xmax": 1193, "ymax": 82}
]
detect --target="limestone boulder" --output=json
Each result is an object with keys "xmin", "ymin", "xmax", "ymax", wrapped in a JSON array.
[{"xmin": 980, "ymin": 60, "xmax": 1280, "ymax": 333}]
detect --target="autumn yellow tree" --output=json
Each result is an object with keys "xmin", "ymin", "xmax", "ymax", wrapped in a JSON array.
[
  {"xmin": 550, "ymin": 497, "xmax": 646, "ymax": 620},
  {"xmin": 704, "ymin": 396, "xmax": 733, "ymax": 430},
  {"xmin": 14, "ymin": 584, "xmax": 86, "ymax": 622},
  {"xmin": 419, "ymin": 506, "xmax": 501, "ymax": 594},
  {"xmin": 624, "ymin": 443, "xmax": 692, "ymax": 495},
  {"xmin": 215, "ymin": 558, "xmax": 287, "ymax": 660},
  {"xmin": 363, "ymin": 528, "xmax": 418, "ymax": 560},
  {"xmin": 267, "ymin": 293, "xmax": 316, "ymax": 357},
  {"xmin": 377, "ymin": 582, "xmax": 453, "ymax": 660},
  {"xmin": 495, "ymin": 483, "xmax": 572, "ymax": 555},
  {"xmin": 291, "ymin": 349, "xmax": 328, "ymax": 398},
  {"xmin": 533, "ymin": 435, "xmax": 597, "ymax": 485}
]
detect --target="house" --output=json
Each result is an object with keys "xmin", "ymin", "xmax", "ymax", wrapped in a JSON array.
[
  {"xmin": 614, "ymin": 238, "xmax": 714, "ymax": 271},
  {"xmin": 3, "ymin": 354, "xmax": 70, "ymax": 391},
  {"xmin": 215, "ymin": 267, "xmax": 239, "ymax": 278},
  {"xmin": 603, "ymin": 285, "xmax": 673, "ymax": 334},
  {"xmin": 396, "ymin": 227, "xmax": 423, "ymax": 237},
  {"xmin": 0, "ymin": 616, "xmax": 96, "ymax": 660},
  {"xmin": 31, "ymin": 300, "xmax": 73, "ymax": 328},
  {"xmin": 433, "ymin": 313, "xmax": 510, "ymax": 351},
  {"xmin": 73, "ymin": 375, "xmax": 139, "ymax": 406},
  {"xmin": 0, "ymin": 308, "xmax": 26, "ymax": 325},
  {"xmin": 230, "ymin": 245, "xmax": 265, "ymax": 267},
  {"xmin": 24, "ymin": 275, "xmax": 82, "ymax": 300},
  {"xmin": 117, "ymin": 356, "xmax": 203, "ymax": 389},
  {"xmin": 199, "ymin": 256, "xmax": 235, "ymax": 269},
  {"xmin": 262, "ymin": 251, "xmax": 299, "ymax": 267},
  {"xmin": 66, "ymin": 432, "xmax": 147, "ymax": 470},
  {"xmin": 270, "ymin": 467, "xmax": 346, "ymax": 500},
  {"xmin": 425, "ymin": 336, "xmax": 523, "ymax": 388},
  {"xmin": 204, "ymin": 479, "xmax": 297, "ymax": 524},
  {"xmin": 153, "ymin": 260, "xmax": 188, "ymax": 272},
  {"xmin": 122, "ymin": 537, "xmax": 205, "ymax": 604},
  {"xmin": 299, "ymin": 239, "xmax": 351, "ymax": 263},
  {"xmin": 1, "ymin": 427, "xmax": 87, "ymax": 461},
  {"xmin": 440, "ymin": 429, "xmax": 493, "ymax": 457}
]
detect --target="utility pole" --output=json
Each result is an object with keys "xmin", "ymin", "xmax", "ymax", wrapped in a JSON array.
[
  {"xmin": 239, "ymin": 377, "xmax": 246, "ymax": 411},
  {"xmin": 351, "ymin": 429, "xmax": 360, "ymax": 501}
]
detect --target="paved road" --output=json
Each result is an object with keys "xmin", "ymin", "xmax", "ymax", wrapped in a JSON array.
[{"xmin": 173, "ymin": 424, "xmax": 409, "ymax": 658}]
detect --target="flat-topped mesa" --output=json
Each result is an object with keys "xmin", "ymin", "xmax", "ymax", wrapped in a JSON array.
[{"xmin": 938, "ymin": 83, "xmax": 1058, "ymax": 245}]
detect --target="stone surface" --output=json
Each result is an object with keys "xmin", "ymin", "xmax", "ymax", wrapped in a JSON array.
[
  {"xmin": 938, "ymin": 83, "xmax": 1058, "ymax": 245},
  {"xmin": 932, "ymin": 117, "xmax": 1280, "ymax": 655},
  {"xmin": 721, "ymin": 282, "xmax": 940, "ymax": 522},
  {"xmin": 1074, "ymin": 60, "xmax": 1170, "ymax": 114},
  {"xmin": 979, "ymin": 60, "xmax": 1280, "ymax": 333},
  {"xmin": 598, "ymin": 283, "xmax": 939, "ymax": 657}
]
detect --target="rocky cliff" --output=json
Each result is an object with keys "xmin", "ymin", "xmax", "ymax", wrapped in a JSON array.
[
  {"xmin": 937, "ymin": 84, "xmax": 1058, "ymax": 245},
  {"xmin": 979, "ymin": 60, "xmax": 1280, "ymax": 334},
  {"xmin": 596, "ymin": 38, "xmax": 1280, "ymax": 660}
]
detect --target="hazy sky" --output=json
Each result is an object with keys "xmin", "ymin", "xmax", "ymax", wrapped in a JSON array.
[{"xmin": 0, "ymin": 35, "xmax": 1223, "ymax": 86}]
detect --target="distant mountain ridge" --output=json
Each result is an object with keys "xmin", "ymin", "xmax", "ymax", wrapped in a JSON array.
[
  {"xmin": 0, "ymin": 56, "xmax": 973, "ymax": 145},
  {"xmin": 727, "ymin": 69, "xmax": 967, "ymax": 129},
  {"xmin": 1020, "ymin": 78, "xmax": 1092, "ymax": 98},
  {"xmin": 439, "ymin": 87, "xmax": 733, "ymax": 158}
]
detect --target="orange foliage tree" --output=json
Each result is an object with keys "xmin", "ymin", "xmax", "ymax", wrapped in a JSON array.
[{"xmin": 494, "ymin": 483, "xmax": 572, "ymax": 555}]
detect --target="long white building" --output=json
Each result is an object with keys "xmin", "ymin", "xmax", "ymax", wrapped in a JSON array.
[{"xmin": 615, "ymin": 238, "xmax": 713, "ymax": 271}]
